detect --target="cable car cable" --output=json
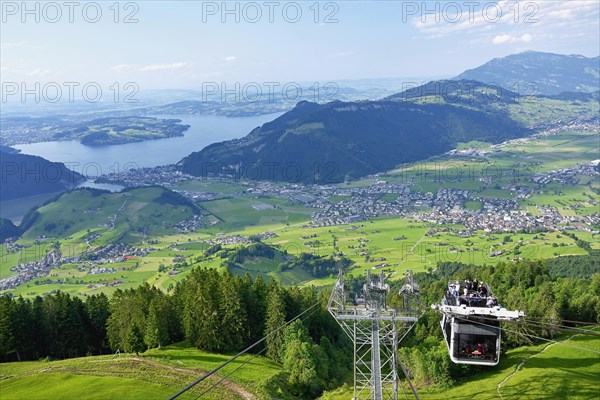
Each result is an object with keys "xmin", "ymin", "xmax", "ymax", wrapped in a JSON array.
[
  {"xmin": 168, "ymin": 301, "xmax": 322, "ymax": 400},
  {"xmin": 466, "ymin": 314, "xmax": 600, "ymax": 337},
  {"xmin": 522, "ymin": 316, "xmax": 600, "ymax": 329},
  {"xmin": 193, "ymin": 304, "xmax": 323, "ymax": 399},
  {"xmin": 398, "ymin": 357, "xmax": 420, "ymax": 400},
  {"xmin": 517, "ymin": 320, "xmax": 600, "ymax": 337},
  {"xmin": 520, "ymin": 315, "xmax": 599, "ymax": 325},
  {"xmin": 455, "ymin": 316, "xmax": 600, "ymax": 355},
  {"xmin": 193, "ymin": 343, "xmax": 270, "ymax": 399}
]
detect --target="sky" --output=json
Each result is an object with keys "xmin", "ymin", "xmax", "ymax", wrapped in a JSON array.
[{"xmin": 1, "ymin": 0, "xmax": 599, "ymax": 91}]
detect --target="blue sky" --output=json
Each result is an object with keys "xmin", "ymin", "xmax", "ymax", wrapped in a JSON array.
[{"xmin": 1, "ymin": 0, "xmax": 599, "ymax": 89}]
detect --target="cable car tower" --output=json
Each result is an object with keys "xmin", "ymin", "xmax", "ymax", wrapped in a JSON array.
[{"xmin": 328, "ymin": 270, "xmax": 423, "ymax": 400}]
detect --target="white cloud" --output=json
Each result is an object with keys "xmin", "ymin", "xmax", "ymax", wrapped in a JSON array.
[
  {"xmin": 492, "ymin": 34, "xmax": 512, "ymax": 45},
  {"xmin": 224, "ymin": 56, "xmax": 236, "ymax": 62},
  {"xmin": 412, "ymin": 0, "xmax": 599, "ymax": 44},
  {"xmin": 492, "ymin": 33, "xmax": 533, "ymax": 45},
  {"xmin": 547, "ymin": 9, "xmax": 573, "ymax": 19},
  {"xmin": 140, "ymin": 62, "xmax": 190, "ymax": 72},
  {"xmin": 28, "ymin": 68, "xmax": 52, "ymax": 77},
  {"xmin": 110, "ymin": 64, "xmax": 135, "ymax": 73}
]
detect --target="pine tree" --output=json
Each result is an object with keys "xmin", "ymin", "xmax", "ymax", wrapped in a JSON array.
[
  {"xmin": 264, "ymin": 288, "xmax": 286, "ymax": 362},
  {"xmin": 0, "ymin": 296, "xmax": 15, "ymax": 361},
  {"xmin": 145, "ymin": 297, "xmax": 168, "ymax": 349},
  {"xmin": 85, "ymin": 293, "xmax": 110, "ymax": 354},
  {"xmin": 30, "ymin": 296, "xmax": 46, "ymax": 359},
  {"xmin": 219, "ymin": 270, "xmax": 246, "ymax": 351},
  {"xmin": 11, "ymin": 297, "xmax": 33, "ymax": 361},
  {"xmin": 197, "ymin": 270, "xmax": 222, "ymax": 351},
  {"xmin": 125, "ymin": 324, "xmax": 145, "ymax": 355}
]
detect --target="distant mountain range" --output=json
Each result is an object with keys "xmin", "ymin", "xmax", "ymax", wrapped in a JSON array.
[
  {"xmin": 455, "ymin": 51, "xmax": 600, "ymax": 95},
  {"xmin": 179, "ymin": 51, "xmax": 599, "ymax": 184}
]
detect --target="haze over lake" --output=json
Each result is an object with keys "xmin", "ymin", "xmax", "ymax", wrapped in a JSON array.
[{"xmin": 14, "ymin": 113, "xmax": 282, "ymax": 177}]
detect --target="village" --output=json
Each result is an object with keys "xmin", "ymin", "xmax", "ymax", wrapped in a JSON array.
[{"xmin": 0, "ymin": 242, "xmax": 149, "ymax": 291}]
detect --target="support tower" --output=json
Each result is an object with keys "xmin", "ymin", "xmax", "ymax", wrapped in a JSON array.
[{"xmin": 328, "ymin": 270, "xmax": 422, "ymax": 400}]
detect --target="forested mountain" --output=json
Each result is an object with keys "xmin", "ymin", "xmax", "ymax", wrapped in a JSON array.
[
  {"xmin": 455, "ymin": 51, "xmax": 600, "ymax": 95},
  {"xmin": 0, "ymin": 218, "xmax": 20, "ymax": 242},
  {"xmin": 0, "ymin": 146, "xmax": 20, "ymax": 154},
  {"xmin": 0, "ymin": 151, "xmax": 84, "ymax": 201},
  {"xmin": 180, "ymin": 98, "xmax": 529, "ymax": 183}
]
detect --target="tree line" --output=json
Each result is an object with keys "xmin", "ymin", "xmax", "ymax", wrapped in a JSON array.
[
  {"xmin": 1, "ymin": 256, "xmax": 598, "ymax": 395},
  {"xmin": 0, "ymin": 268, "xmax": 350, "ymax": 398}
]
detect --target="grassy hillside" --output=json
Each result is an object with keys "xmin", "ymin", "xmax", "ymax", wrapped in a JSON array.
[
  {"xmin": 21, "ymin": 187, "xmax": 199, "ymax": 243},
  {"xmin": 322, "ymin": 333, "xmax": 600, "ymax": 400},
  {"xmin": 0, "ymin": 342, "xmax": 281, "ymax": 400}
]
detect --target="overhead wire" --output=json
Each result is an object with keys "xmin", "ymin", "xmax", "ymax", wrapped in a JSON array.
[
  {"xmin": 460, "ymin": 313, "xmax": 600, "ymax": 337},
  {"xmin": 168, "ymin": 301, "xmax": 322, "ymax": 400},
  {"xmin": 517, "ymin": 319, "xmax": 600, "ymax": 337},
  {"xmin": 193, "ymin": 345, "xmax": 270, "ymax": 400},
  {"xmin": 398, "ymin": 357, "xmax": 421, "ymax": 400},
  {"xmin": 521, "ymin": 315, "xmax": 600, "ymax": 327},
  {"xmin": 192, "ymin": 303, "xmax": 324, "ymax": 399},
  {"xmin": 455, "ymin": 316, "xmax": 600, "ymax": 355}
]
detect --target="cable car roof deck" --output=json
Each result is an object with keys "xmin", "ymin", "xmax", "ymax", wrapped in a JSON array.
[{"xmin": 434, "ymin": 280, "xmax": 524, "ymax": 320}]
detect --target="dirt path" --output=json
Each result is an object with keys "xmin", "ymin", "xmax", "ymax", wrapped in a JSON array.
[
  {"xmin": 130, "ymin": 357, "xmax": 257, "ymax": 400},
  {"xmin": 7, "ymin": 356, "xmax": 257, "ymax": 400}
]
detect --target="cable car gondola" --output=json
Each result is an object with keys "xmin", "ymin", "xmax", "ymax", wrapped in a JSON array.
[{"xmin": 432, "ymin": 280, "xmax": 524, "ymax": 366}]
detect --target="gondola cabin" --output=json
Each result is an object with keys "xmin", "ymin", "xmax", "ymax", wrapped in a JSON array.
[{"xmin": 433, "ymin": 280, "xmax": 524, "ymax": 366}]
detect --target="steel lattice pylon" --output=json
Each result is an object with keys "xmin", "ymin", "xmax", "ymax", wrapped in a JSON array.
[{"xmin": 328, "ymin": 269, "xmax": 422, "ymax": 400}]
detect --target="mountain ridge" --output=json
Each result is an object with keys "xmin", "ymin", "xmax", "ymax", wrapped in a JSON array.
[
  {"xmin": 454, "ymin": 51, "xmax": 600, "ymax": 95},
  {"xmin": 180, "ymin": 96, "xmax": 530, "ymax": 183}
]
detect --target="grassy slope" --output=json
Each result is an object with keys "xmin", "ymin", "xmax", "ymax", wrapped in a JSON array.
[
  {"xmin": 0, "ymin": 342, "xmax": 280, "ymax": 400},
  {"xmin": 323, "ymin": 334, "xmax": 600, "ymax": 400},
  {"xmin": 22, "ymin": 187, "xmax": 197, "ymax": 243}
]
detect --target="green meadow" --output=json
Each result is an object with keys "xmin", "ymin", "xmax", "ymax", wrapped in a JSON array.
[
  {"xmin": 322, "ymin": 333, "xmax": 600, "ymax": 400},
  {"xmin": 0, "ymin": 342, "xmax": 281, "ymax": 400}
]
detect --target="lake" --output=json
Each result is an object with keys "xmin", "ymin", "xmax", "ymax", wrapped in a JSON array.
[
  {"xmin": 3, "ymin": 113, "xmax": 281, "ymax": 223},
  {"xmin": 13, "ymin": 113, "xmax": 282, "ymax": 178}
]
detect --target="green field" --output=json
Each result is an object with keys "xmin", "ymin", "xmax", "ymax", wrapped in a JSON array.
[
  {"xmin": 323, "ymin": 333, "xmax": 600, "ymax": 400},
  {"xmin": 0, "ymin": 342, "xmax": 281, "ymax": 400},
  {"xmin": 199, "ymin": 196, "xmax": 314, "ymax": 231},
  {"xmin": 3, "ymin": 211, "xmax": 590, "ymax": 298},
  {"xmin": 22, "ymin": 187, "xmax": 198, "ymax": 244},
  {"xmin": 385, "ymin": 131, "xmax": 599, "ymax": 195}
]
